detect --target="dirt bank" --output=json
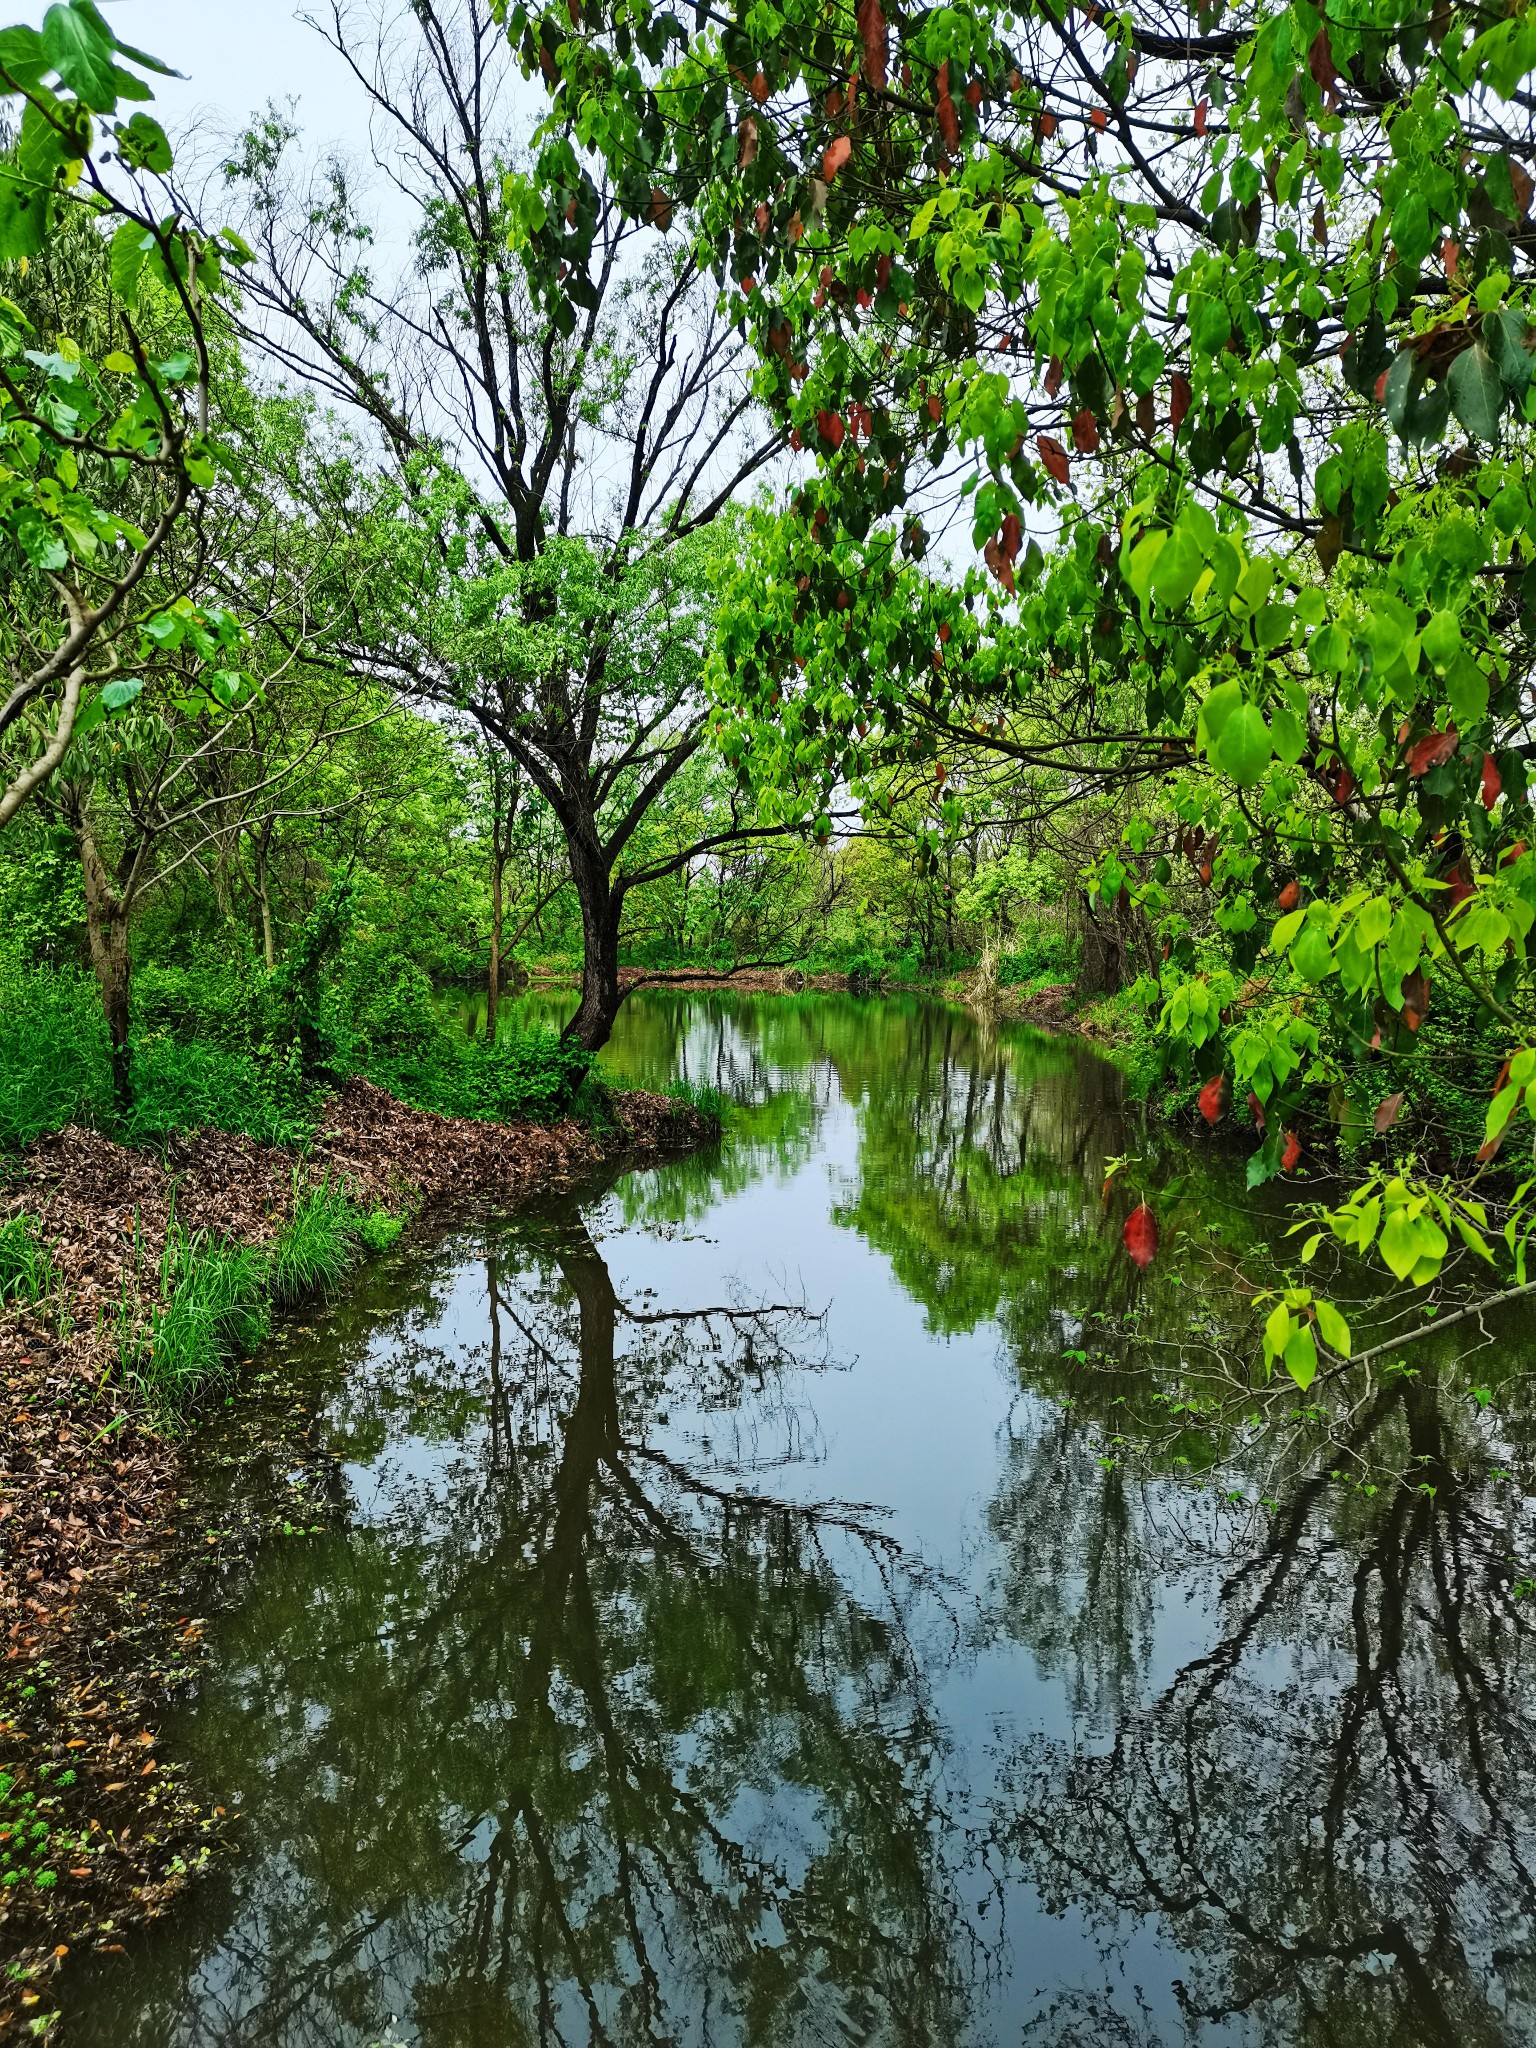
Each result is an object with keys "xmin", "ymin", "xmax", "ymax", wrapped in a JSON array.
[{"xmin": 0, "ymin": 1080, "xmax": 712, "ymax": 2036}]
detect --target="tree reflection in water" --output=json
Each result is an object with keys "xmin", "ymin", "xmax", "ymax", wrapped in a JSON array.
[
  {"xmin": 990, "ymin": 1365, "xmax": 1536, "ymax": 2046},
  {"xmin": 90, "ymin": 1190, "xmax": 970, "ymax": 2048}
]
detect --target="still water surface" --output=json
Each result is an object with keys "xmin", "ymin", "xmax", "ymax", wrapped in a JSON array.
[{"xmin": 70, "ymin": 995, "xmax": 1536, "ymax": 2046}]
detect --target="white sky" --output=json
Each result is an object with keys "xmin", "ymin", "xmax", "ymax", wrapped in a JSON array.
[{"xmin": 110, "ymin": 1, "xmax": 374, "ymax": 156}]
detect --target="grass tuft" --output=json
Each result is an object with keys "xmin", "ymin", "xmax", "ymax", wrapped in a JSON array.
[
  {"xmin": 269, "ymin": 1178, "xmax": 361, "ymax": 1309},
  {"xmin": 131, "ymin": 1226, "xmax": 270, "ymax": 1405},
  {"xmin": 663, "ymin": 1076, "xmax": 727, "ymax": 1127},
  {"xmin": 0, "ymin": 1215, "xmax": 54, "ymax": 1308}
]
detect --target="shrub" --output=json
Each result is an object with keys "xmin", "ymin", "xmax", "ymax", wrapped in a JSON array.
[
  {"xmin": 998, "ymin": 923, "xmax": 1078, "ymax": 987},
  {"xmin": 123, "ymin": 1038, "xmax": 320, "ymax": 1150}
]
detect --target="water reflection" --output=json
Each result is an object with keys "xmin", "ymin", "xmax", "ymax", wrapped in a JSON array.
[
  {"xmin": 67, "ymin": 996, "xmax": 1536, "ymax": 2046},
  {"xmin": 80, "ymin": 1191, "xmax": 969, "ymax": 2047}
]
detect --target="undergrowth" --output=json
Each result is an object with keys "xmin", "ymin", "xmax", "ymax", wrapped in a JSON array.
[{"xmin": 269, "ymin": 1179, "xmax": 360, "ymax": 1308}]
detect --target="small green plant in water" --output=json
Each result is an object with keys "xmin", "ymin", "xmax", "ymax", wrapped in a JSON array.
[{"xmin": 354, "ymin": 1207, "xmax": 404, "ymax": 1253}]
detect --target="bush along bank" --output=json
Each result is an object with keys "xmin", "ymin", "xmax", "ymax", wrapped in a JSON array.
[{"xmin": 0, "ymin": 1077, "xmax": 717, "ymax": 2036}]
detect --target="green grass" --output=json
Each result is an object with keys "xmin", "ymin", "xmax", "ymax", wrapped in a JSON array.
[
  {"xmin": 0, "ymin": 1215, "xmax": 53, "ymax": 1308},
  {"xmin": 132, "ymin": 1226, "xmax": 271, "ymax": 1404},
  {"xmin": 117, "ymin": 1180, "xmax": 406, "ymax": 1407},
  {"xmin": 663, "ymin": 1076, "xmax": 727, "ymax": 1126},
  {"xmin": 0, "ymin": 963, "xmax": 111, "ymax": 1150},
  {"xmin": 269, "ymin": 1179, "xmax": 361, "ymax": 1308}
]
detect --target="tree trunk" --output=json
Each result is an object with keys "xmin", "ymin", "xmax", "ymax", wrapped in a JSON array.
[
  {"xmin": 253, "ymin": 820, "xmax": 277, "ymax": 970},
  {"xmin": 565, "ymin": 843, "xmax": 623, "ymax": 1052},
  {"xmin": 76, "ymin": 817, "xmax": 133, "ymax": 1111},
  {"xmin": 487, "ymin": 839, "xmax": 504, "ymax": 1045}
]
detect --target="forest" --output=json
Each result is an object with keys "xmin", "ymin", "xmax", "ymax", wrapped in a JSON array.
[{"xmin": 4, "ymin": 0, "xmax": 1536, "ymax": 2038}]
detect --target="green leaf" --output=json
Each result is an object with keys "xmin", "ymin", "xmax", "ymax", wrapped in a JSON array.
[
  {"xmin": 0, "ymin": 25, "xmax": 48, "ymax": 92},
  {"xmin": 1290, "ymin": 919, "xmax": 1334, "ymax": 982},
  {"xmin": 1264, "ymin": 1300, "xmax": 1291, "ymax": 1357},
  {"xmin": 1283, "ymin": 1324, "xmax": 1318, "ymax": 1390},
  {"xmin": 1448, "ymin": 344, "xmax": 1504, "ymax": 441},
  {"xmin": 1270, "ymin": 705, "xmax": 1306, "ymax": 766},
  {"xmin": 1313, "ymin": 1298, "xmax": 1351, "ymax": 1356},
  {"xmin": 0, "ymin": 167, "xmax": 48, "ymax": 261},
  {"xmin": 117, "ymin": 111, "xmax": 171, "ymax": 173},
  {"xmin": 109, "ymin": 219, "xmax": 148, "ymax": 310},
  {"xmin": 1214, "ymin": 702, "xmax": 1272, "ymax": 786},
  {"xmin": 98, "ymin": 676, "xmax": 141, "ymax": 712},
  {"xmin": 42, "ymin": 0, "xmax": 119, "ymax": 110}
]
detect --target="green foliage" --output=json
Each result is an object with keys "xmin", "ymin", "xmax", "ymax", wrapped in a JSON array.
[
  {"xmin": 0, "ymin": 1214, "xmax": 52, "ymax": 1306},
  {"xmin": 0, "ymin": 954, "xmax": 109, "ymax": 1148}
]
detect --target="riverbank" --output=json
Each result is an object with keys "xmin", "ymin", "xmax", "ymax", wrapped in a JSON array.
[{"xmin": 0, "ymin": 1080, "xmax": 714, "ymax": 2037}]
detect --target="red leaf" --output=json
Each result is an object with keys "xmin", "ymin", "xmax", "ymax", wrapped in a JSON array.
[
  {"xmin": 1038, "ymin": 435, "xmax": 1071, "ymax": 485},
  {"xmin": 999, "ymin": 511, "xmax": 1022, "ymax": 561},
  {"xmin": 647, "ymin": 187, "xmax": 674, "ymax": 231},
  {"xmin": 1193, "ymin": 96, "xmax": 1209, "ymax": 136},
  {"xmin": 926, "ymin": 392, "xmax": 943, "ymax": 422},
  {"xmin": 1276, "ymin": 878, "xmax": 1300, "ymax": 912},
  {"xmin": 876, "ymin": 252, "xmax": 892, "ymax": 292},
  {"xmin": 1246, "ymin": 1089, "xmax": 1267, "ymax": 1128},
  {"xmin": 749, "ymin": 69, "xmax": 770, "ymax": 102},
  {"xmin": 816, "ymin": 409, "xmax": 845, "ymax": 449},
  {"xmin": 823, "ymin": 135, "xmax": 853, "ymax": 180},
  {"xmin": 1091, "ymin": 106, "xmax": 1107, "ymax": 130},
  {"xmin": 937, "ymin": 89, "xmax": 960, "ymax": 151},
  {"xmin": 567, "ymin": 0, "xmax": 582, "ymax": 24},
  {"xmin": 1373, "ymin": 367, "xmax": 1389, "ymax": 404},
  {"xmin": 1482, "ymin": 753, "xmax": 1503, "ymax": 809},
  {"xmin": 1044, "ymin": 353, "xmax": 1064, "ymax": 398},
  {"xmin": 1071, "ymin": 407, "xmax": 1100, "ymax": 453},
  {"xmin": 1039, "ymin": 110, "xmax": 1058, "ymax": 138},
  {"xmin": 1401, "ymin": 967, "xmax": 1430, "ymax": 1032},
  {"xmin": 1122, "ymin": 1203, "xmax": 1159, "ymax": 1268},
  {"xmin": 1373, "ymin": 1091, "xmax": 1405, "ymax": 1134},
  {"xmin": 1135, "ymin": 389, "xmax": 1155, "ymax": 437},
  {"xmin": 1332, "ymin": 765, "xmax": 1356, "ymax": 806},
  {"xmin": 738, "ymin": 115, "xmax": 759, "ymax": 168},
  {"xmin": 1407, "ymin": 726, "xmax": 1458, "ymax": 776},
  {"xmin": 965, "ymin": 78, "xmax": 983, "ymax": 109},
  {"xmin": 1197, "ymin": 1073, "xmax": 1227, "ymax": 1125},
  {"xmin": 1170, "ymin": 372, "xmax": 1192, "ymax": 432},
  {"xmin": 1477, "ymin": 1133, "xmax": 1505, "ymax": 1164},
  {"xmin": 856, "ymin": 0, "xmax": 887, "ymax": 88},
  {"xmin": 740, "ymin": 274, "xmax": 755, "ymax": 294},
  {"xmin": 1280, "ymin": 1129, "xmax": 1302, "ymax": 1173},
  {"xmin": 1512, "ymin": 158, "xmax": 1535, "ymax": 216},
  {"xmin": 1309, "ymin": 26, "xmax": 1340, "ymax": 107}
]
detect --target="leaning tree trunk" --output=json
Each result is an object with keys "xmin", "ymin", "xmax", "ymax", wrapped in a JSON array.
[
  {"xmin": 76, "ymin": 817, "xmax": 133, "ymax": 1111},
  {"xmin": 565, "ymin": 842, "xmax": 624, "ymax": 1052}
]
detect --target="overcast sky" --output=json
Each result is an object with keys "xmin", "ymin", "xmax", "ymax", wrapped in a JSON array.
[{"xmin": 113, "ymin": 1, "xmax": 373, "ymax": 156}]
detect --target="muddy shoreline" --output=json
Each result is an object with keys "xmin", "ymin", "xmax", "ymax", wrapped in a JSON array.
[{"xmin": 0, "ymin": 1081, "xmax": 713, "ymax": 2038}]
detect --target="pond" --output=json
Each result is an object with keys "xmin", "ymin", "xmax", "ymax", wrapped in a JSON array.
[{"xmin": 67, "ymin": 994, "xmax": 1536, "ymax": 2046}]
